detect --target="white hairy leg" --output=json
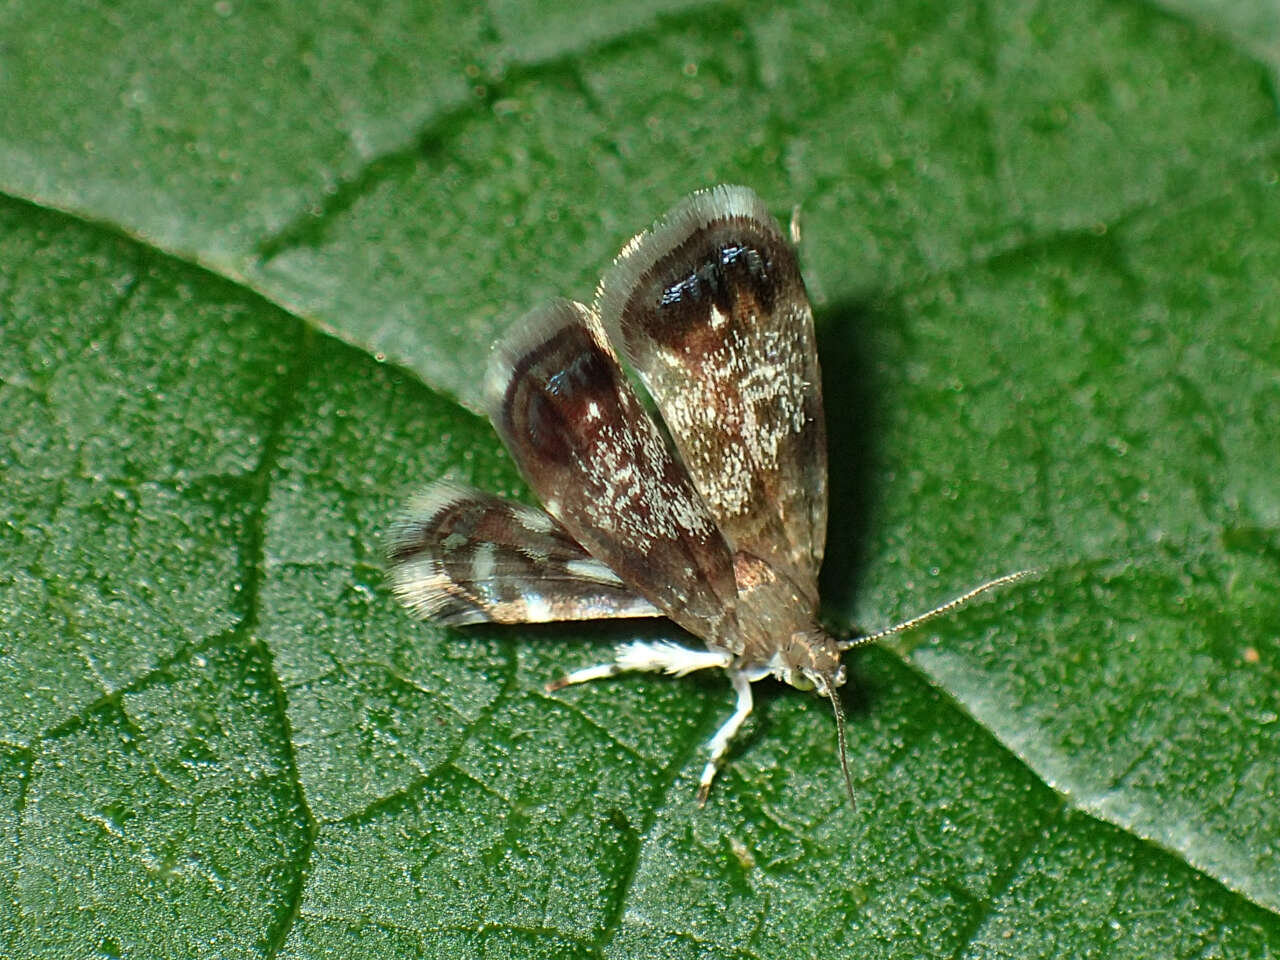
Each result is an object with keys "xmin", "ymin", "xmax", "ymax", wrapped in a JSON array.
[
  {"xmin": 696, "ymin": 668, "xmax": 754, "ymax": 806},
  {"xmin": 546, "ymin": 640, "xmax": 731, "ymax": 691}
]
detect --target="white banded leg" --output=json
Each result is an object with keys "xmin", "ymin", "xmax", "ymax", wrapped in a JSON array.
[
  {"xmin": 546, "ymin": 640, "xmax": 731, "ymax": 691},
  {"xmin": 696, "ymin": 668, "xmax": 754, "ymax": 806}
]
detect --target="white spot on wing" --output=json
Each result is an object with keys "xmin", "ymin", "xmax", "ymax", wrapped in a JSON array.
[
  {"xmin": 565, "ymin": 558, "xmax": 625, "ymax": 586},
  {"xmin": 525, "ymin": 593, "xmax": 552, "ymax": 620},
  {"xmin": 473, "ymin": 542, "xmax": 496, "ymax": 582},
  {"xmin": 520, "ymin": 509, "xmax": 556, "ymax": 534}
]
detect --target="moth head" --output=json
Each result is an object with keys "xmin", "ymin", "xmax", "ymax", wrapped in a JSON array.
[{"xmin": 773, "ymin": 629, "xmax": 845, "ymax": 695}]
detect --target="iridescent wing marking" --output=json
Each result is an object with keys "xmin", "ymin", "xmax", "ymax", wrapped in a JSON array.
[
  {"xmin": 596, "ymin": 185, "xmax": 827, "ymax": 596},
  {"xmin": 386, "ymin": 479, "xmax": 662, "ymax": 625},
  {"xmin": 485, "ymin": 298, "xmax": 741, "ymax": 646}
]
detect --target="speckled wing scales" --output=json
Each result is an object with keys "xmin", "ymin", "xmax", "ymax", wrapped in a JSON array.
[
  {"xmin": 596, "ymin": 186, "xmax": 828, "ymax": 595},
  {"xmin": 486, "ymin": 298, "xmax": 740, "ymax": 643},
  {"xmin": 386, "ymin": 480, "xmax": 661, "ymax": 625}
]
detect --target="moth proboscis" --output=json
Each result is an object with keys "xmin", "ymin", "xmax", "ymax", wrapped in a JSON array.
[{"xmin": 387, "ymin": 185, "xmax": 1035, "ymax": 806}]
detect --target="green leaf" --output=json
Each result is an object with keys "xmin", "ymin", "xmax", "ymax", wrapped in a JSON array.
[{"xmin": 1, "ymin": 1, "xmax": 1278, "ymax": 958}]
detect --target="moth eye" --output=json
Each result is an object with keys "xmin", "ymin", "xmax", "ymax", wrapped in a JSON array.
[{"xmin": 790, "ymin": 672, "xmax": 815, "ymax": 692}]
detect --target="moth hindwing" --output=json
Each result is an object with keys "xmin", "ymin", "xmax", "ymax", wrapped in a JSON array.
[{"xmin": 387, "ymin": 479, "xmax": 661, "ymax": 625}]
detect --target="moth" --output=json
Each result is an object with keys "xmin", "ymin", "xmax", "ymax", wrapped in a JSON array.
[{"xmin": 387, "ymin": 185, "xmax": 1031, "ymax": 804}]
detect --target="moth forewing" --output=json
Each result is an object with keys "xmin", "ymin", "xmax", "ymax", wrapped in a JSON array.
[
  {"xmin": 483, "ymin": 297, "xmax": 741, "ymax": 646},
  {"xmin": 595, "ymin": 184, "xmax": 828, "ymax": 593}
]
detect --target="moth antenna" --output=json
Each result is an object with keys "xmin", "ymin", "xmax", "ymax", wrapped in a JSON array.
[
  {"xmin": 828, "ymin": 686, "xmax": 856, "ymax": 808},
  {"xmin": 840, "ymin": 568, "xmax": 1040, "ymax": 651}
]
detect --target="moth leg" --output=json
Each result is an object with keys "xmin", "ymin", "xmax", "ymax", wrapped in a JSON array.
[
  {"xmin": 546, "ymin": 640, "xmax": 730, "ymax": 691},
  {"xmin": 696, "ymin": 668, "xmax": 754, "ymax": 806}
]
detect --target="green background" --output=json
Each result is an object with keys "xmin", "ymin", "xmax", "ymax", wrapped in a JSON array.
[{"xmin": 2, "ymin": 0, "xmax": 1278, "ymax": 957}]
